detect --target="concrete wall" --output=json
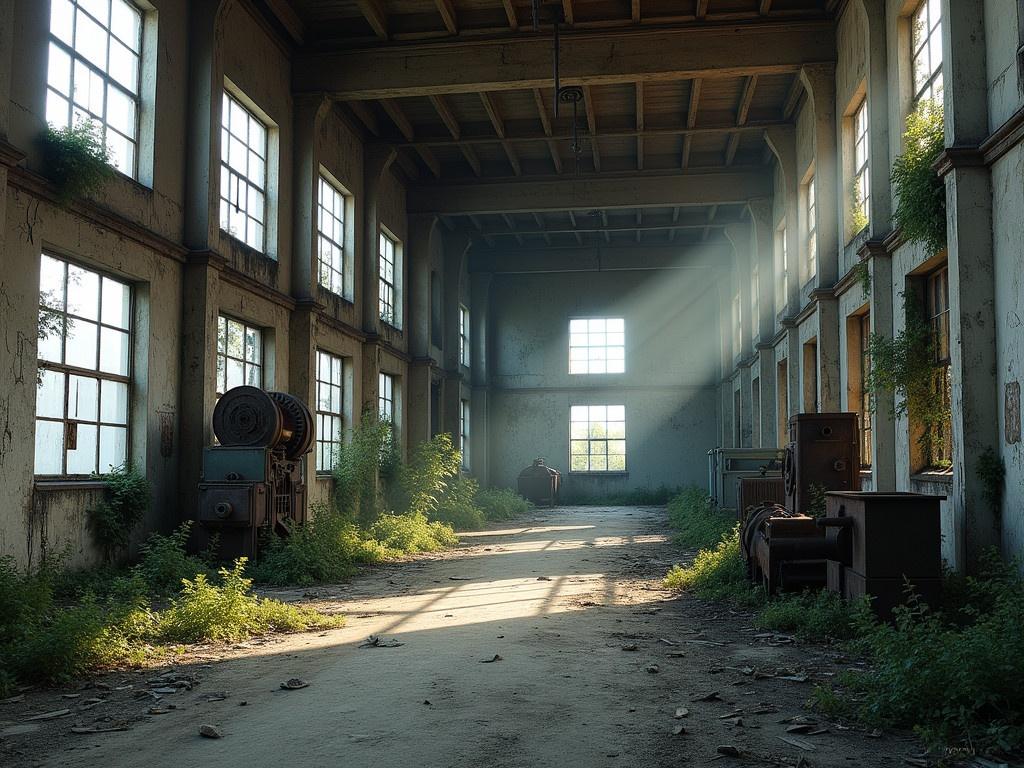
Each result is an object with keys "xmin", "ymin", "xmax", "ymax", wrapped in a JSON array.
[{"xmin": 484, "ymin": 266, "xmax": 721, "ymax": 495}]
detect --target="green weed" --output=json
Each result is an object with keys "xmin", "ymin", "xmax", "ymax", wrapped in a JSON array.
[
  {"xmin": 666, "ymin": 486, "xmax": 735, "ymax": 549},
  {"xmin": 475, "ymin": 487, "xmax": 533, "ymax": 520},
  {"xmin": 663, "ymin": 526, "xmax": 764, "ymax": 607}
]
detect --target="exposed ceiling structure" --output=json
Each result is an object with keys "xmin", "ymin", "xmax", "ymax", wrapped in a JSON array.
[{"xmin": 276, "ymin": 0, "xmax": 836, "ymax": 248}]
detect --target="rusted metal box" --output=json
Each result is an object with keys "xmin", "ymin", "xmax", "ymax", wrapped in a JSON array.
[
  {"xmin": 784, "ymin": 413, "xmax": 860, "ymax": 514},
  {"xmin": 738, "ymin": 476, "xmax": 786, "ymax": 520},
  {"xmin": 517, "ymin": 458, "xmax": 561, "ymax": 507},
  {"xmin": 843, "ymin": 569, "xmax": 943, "ymax": 620}
]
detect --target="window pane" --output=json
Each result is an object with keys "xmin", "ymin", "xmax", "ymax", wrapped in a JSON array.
[
  {"xmin": 67, "ymin": 423, "xmax": 98, "ymax": 474},
  {"xmin": 101, "ymin": 379, "xmax": 129, "ymax": 424},
  {"xmin": 35, "ymin": 420, "xmax": 65, "ymax": 475},
  {"xmin": 51, "ymin": 0, "xmax": 74, "ymax": 44},
  {"xmin": 101, "ymin": 276, "xmax": 131, "ymax": 329},
  {"xmin": 99, "ymin": 327, "xmax": 130, "ymax": 375},
  {"xmin": 37, "ymin": 370, "xmax": 66, "ymax": 419},
  {"xmin": 75, "ymin": 12, "xmax": 108, "ymax": 71},
  {"xmin": 68, "ymin": 375, "xmax": 99, "ymax": 421},
  {"xmin": 99, "ymin": 425, "xmax": 127, "ymax": 472},
  {"xmin": 67, "ymin": 265, "xmax": 100, "ymax": 319},
  {"xmin": 48, "ymin": 43, "xmax": 72, "ymax": 96},
  {"xmin": 65, "ymin": 318, "xmax": 99, "ymax": 369},
  {"xmin": 110, "ymin": 0, "xmax": 141, "ymax": 52},
  {"xmin": 107, "ymin": 40, "xmax": 138, "ymax": 93},
  {"xmin": 106, "ymin": 84, "xmax": 135, "ymax": 135},
  {"xmin": 227, "ymin": 358, "xmax": 244, "ymax": 390},
  {"xmin": 46, "ymin": 90, "xmax": 71, "ymax": 128}
]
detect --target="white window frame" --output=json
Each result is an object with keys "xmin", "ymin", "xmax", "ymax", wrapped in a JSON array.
[
  {"xmin": 315, "ymin": 350, "xmax": 344, "ymax": 474},
  {"xmin": 751, "ymin": 263, "xmax": 759, "ymax": 340},
  {"xmin": 569, "ymin": 405, "xmax": 627, "ymax": 473},
  {"xmin": 731, "ymin": 292, "xmax": 742, "ymax": 358},
  {"xmin": 911, "ymin": 0, "xmax": 943, "ymax": 105},
  {"xmin": 459, "ymin": 398, "xmax": 470, "ymax": 469},
  {"xmin": 216, "ymin": 315, "xmax": 262, "ymax": 397},
  {"xmin": 853, "ymin": 99, "xmax": 870, "ymax": 230},
  {"xmin": 569, "ymin": 317, "xmax": 625, "ymax": 375},
  {"xmin": 805, "ymin": 176, "xmax": 817, "ymax": 280},
  {"xmin": 317, "ymin": 173, "xmax": 347, "ymax": 297},
  {"xmin": 378, "ymin": 230, "xmax": 399, "ymax": 327},
  {"xmin": 220, "ymin": 90, "xmax": 268, "ymax": 252},
  {"xmin": 379, "ymin": 372, "xmax": 396, "ymax": 423},
  {"xmin": 46, "ymin": 0, "xmax": 144, "ymax": 178},
  {"xmin": 36, "ymin": 254, "xmax": 132, "ymax": 477},
  {"xmin": 459, "ymin": 305, "xmax": 470, "ymax": 367},
  {"xmin": 776, "ymin": 225, "xmax": 788, "ymax": 314}
]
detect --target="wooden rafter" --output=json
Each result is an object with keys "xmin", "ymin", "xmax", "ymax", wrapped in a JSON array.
[
  {"xmin": 783, "ymin": 74, "xmax": 804, "ymax": 119},
  {"xmin": 502, "ymin": 213, "xmax": 525, "ymax": 245},
  {"xmin": 532, "ymin": 89, "xmax": 563, "ymax": 174},
  {"xmin": 468, "ymin": 214, "xmax": 495, "ymax": 247},
  {"xmin": 428, "ymin": 94, "xmax": 479, "ymax": 175},
  {"xmin": 703, "ymin": 204, "xmax": 718, "ymax": 241},
  {"xmin": 601, "ymin": 210, "xmax": 611, "ymax": 243},
  {"xmin": 356, "ymin": 0, "xmax": 388, "ymax": 39},
  {"xmin": 501, "ymin": 0, "xmax": 519, "ymax": 30},
  {"xmin": 475, "ymin": 220, "xmax": 731, "ymax": 237},
  {"xmin": 759, "ymin": 0, "xmax": 773, "ymax": 15},
  {"xmin": 568, "ymin": 210, "xmax": 584, "ymax": 244},
  {"xmin": 562, "ymin": 0, "xmax": 574, "ymax": 25},
  {"xmin": 696, "ymin": 0, "xmax": 709, "ymax": 19},
  {"xmin": 724, "ymin": 133, "xmax": 740, "ymax": 166},
  {"xmin": 635, "ymin": 209, "xmax": 642, "ymax": 243},
  {"xmin": 581, "ymin": 85, "xmax": 601, "ymax": 172},
  {"xmin": 480, "ymin": 92, "xmax": 521, "ymax": 175},
  {"xmin": 347, "ymin": 101, "xmax": 379, "ymax": 136},
  {"xmin": 433, "ymin": 0, "xmax": 458, "ymax": 34},
  {"xmin": 737, "ymin": 75, "xmax": 758, "ymax": 126},
  {"xmin": 533, "ymin": 212, "xmax": 552, "ymax": 245},
  {"xmin": 381, "ymin": 99, "xmax": 441, "ymax": 178},
  {"xmin": 682, "ymin": 77, "xmax": 702, "ymax": 168},
  {"xmin": 668, "ymin": 206, "xmax": 680, "ymax": 241},
  {"xmin": 631, "ymin": 0, "xmax": 640, "ymax": 23}
]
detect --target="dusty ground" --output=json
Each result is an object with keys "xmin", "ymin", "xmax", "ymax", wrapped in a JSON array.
[{"xmin": 1, "ymin": 506, "xmax": 923, "ymax": 767}]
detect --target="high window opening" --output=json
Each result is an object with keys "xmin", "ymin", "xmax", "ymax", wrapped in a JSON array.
[
  {"xmin": 911, "ymin": 0, "xmax": 943, "ymax": 104},
  {"xmin": 570, "ymin": 405, "xmax": 626, "ymax": 472},
  {"xmin": 315, "ymin": 350, "xmax": 344, "ymax": 473},
  {"xmin": 776, "ymin": 225, "xmax": 788, "ymax": 314},
  {"xmin": 925, "ymin": 266, "xmax": 952, "ymax": 469},
  {"xmin": 751, "ymin": 264, "xmax": 760, "ymax": 340},
  {"xmin": 805, "ymin": 176, "xmax": 817, "ymax": 280},
  {"xmin": 777, "ymin": 359, "xmax": 789, "ymax": 448},
  {"xmin": 459, "ymin": 399, "xmax": 469, "ymax": 469},
  {"xmin": 379, "ymin": 372, "xmax": 396, "ymax": 423},
  {"xmin": 47, "ymin": 0, "xmax": 143, "ymax": 176},
  {"xmin": 317, "ymin": 174, "xmax": 347, "ymax": 297},
  {"xmin": 569, "ymin": 318, "xmax": 625, "ymax": 374},
  {"xmin": 379, "ymin": 231, "xmax": 398, "ymax": 327},
  {"xmin": 220, "ymin": 92, "xmax": 268, "ymax": 251},
  {"xmin": 853, "ymin": 99, "xmax": 870, "ymax": 231},
  {"xmin": 216, "ymin": 315, "xmax": 262, "ymax": 397},
  {"xmin": 36, "ymin": 254, "xmax": 132, "ymax": 476},
  {"xmin": 731, "ymin": 293, "xmax": 742, "ymax": 358},
  {"xmin": 459, "ymin": 305, "xmax": 470, "ymax": 367}
]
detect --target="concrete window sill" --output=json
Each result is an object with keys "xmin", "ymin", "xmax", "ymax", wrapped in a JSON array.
[
  {"xmin": 34, "ymin": 479, "xmax": 107, "ymax": 491},
  {"xmin": 910, "ymin": 471, "xmax": 953, "ymax": 485},
  {"xmin": 568, "ymin": 471, "xmax": 629, "ymax": 477}
]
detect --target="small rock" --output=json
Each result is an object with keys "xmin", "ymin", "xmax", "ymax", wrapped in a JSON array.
[
  {"xmin": 674, "ymin": 707, "xmax": 689, "ymax": 719},
  {"xmin": 645, "ymin": 664, "xmax": 660, "ymax": 674},
  {"xmin": 672, "ymin": 724, "xmax": 685, "ymax": 735},
  {"xmin": 717, "ymin": 745, "xmax": 742, "ymax": 757},
  {"xmin": 280, "ymin": 679, "xmax": 309, "ymax": 690},
  {"xmin": 25, "ymin": 708, "xmax": 71, "ymax": 721},
  {"xmin": 199, "ymin": 724, "xmax": 222, "ymax": 739},
  {"xmin": 480, "ymin": 654, "xmax": 503, "ymax": 663},
  {"xmin": 621, "ymin": 644, "xmax": 639, "ymax": 652}
]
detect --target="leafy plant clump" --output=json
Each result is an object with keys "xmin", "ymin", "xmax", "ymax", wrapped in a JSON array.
[
  {"xmin": 562, "ymin": 484, "xmax": 682, "ymax": 506},
  {"xmin": 431, "ymin": 476, "xmax": 486, "ymax": 531},
  {"xmin": 867, "ymin": 290, "xmax": 950, "ymax": 461},
  {"xmin": 852, "ymin": 258, "xmax": 871, "ymax": 298},
  {"xmin": 757, "ymin": 589, "xmax": 871, "ymax": 642},
  {"xmin": 132, "ymin": 523, "xmax": 214, "ymax": 598},
  {"xmin": 87, "ymin": 464, "xmax": 152, "ymax": 561},
  {"xmin": 663, "ymin": 526, "xmax": 763, "ymax": 607},
  {"xmin": 367, "ymin": 512, "xmax": 459, "ymax": 556},
  {"xmin": 332, "ymin": 412, "xmax": 400, "ymax": 526},
  {"xmin": 475, "ymin": 487, "xmax": 533, "ymax": 520},
  {"xmin": 38, "ymin": 121, "xmax": 114, "ymax": 204},
  {"xmin": 976, "ymin": 447, "xmax": 1005, "ymax": 525},
  {"xmin": 666, "ymin": 486, "xmax": 735, "ymax": 549},
  {"xmin": 158, "ymin": 560, "xmax": 343, "ymax": 643},
  {"xmin": 891, "ymin": 99, "xmax": 946, "ymax": 255}
]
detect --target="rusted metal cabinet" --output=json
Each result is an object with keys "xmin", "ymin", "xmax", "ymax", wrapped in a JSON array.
[
  {"xmin": 517, "ymin": 458, "xmax": 561, "ymax": 507},
  {"xmin": 784, "ymin": 413, "xmax": 860, "ymax": 513}
]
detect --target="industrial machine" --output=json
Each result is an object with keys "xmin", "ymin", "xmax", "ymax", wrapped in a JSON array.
[
  {"xmin": 197, "ymin": 386, "xmax": 314, "ymax": 560},
  {"xmin": 707, "ymin": 447, "xmax": 784, "ymax": 510},
  {"xmin": 518, "ymin": 458, "xmax": 561, "ymax": 507},
  {"xmin": 739, "ymin": 413, "xmax": 945, "ymax": 616},
  {"xmin": 737, "ymin": 476, "xmax": 786, "ymax": 521}
]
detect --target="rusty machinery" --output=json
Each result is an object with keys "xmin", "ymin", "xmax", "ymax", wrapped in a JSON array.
[
  {"xmin": 196, "ymin": 386, "xmax": 314, "ymax": 560},
  {"xmin": 518, "ymin": 458, "xmax": 561, "ymax": 507},
  {"xmin": 740, "ymin": 413, "xmax": 943, "ymax": 615}
]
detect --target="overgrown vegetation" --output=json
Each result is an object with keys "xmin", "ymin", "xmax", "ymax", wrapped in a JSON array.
[
  {"xmin": 891, "ymin": 99, "xmax": 946, "ymax": 256},
  {"xmin": 866, "ymin": 290, "xmax": 950, "ymax": 463},
  {"xmin": 475, "ymin": 487, "xmax": 533, "ymax": 520},
  {"xmin": 852, "ymin": 258, "xmax": 871, "ymax": 299},
  {"xmin": 976, "ymin": 447, "xmax": 1006, "ymax": 529},
  {"xmin": 38, "ymin": 121, "xmax": 114, "ymax": 204},
  {"xmin": 662, "ymin": 487, "xmax": 1024, "ymax": 758},
  {"xmin": 87, "ymin": 464, "xmax": 151, "ymax": 561},
  {"xmin": 666, "ymin": 486, "xmax": 735, "ymax": 549},
  {"xmin": 849, "ymin": 177, "xmax": 869, "ymax": 240}
]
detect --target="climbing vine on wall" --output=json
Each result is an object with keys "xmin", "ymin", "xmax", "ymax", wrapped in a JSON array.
[
  {"xmin": 866, "ymin": 290, "xmax": 950, "ymax": 462},
  {"xmin": 87, "ymin": 464, "xmax": 151, "ymax": 561},
  {"xmin": 891, "ymin": 100, "xmax": 946, "ymax": 255}
]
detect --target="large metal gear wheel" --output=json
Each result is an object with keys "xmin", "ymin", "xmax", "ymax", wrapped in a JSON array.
[
  {"xmin": 212, "ymin": 386, "xmax": 283, "ymax": 449},
  {"xmin": 268, "ymin": 391, "xmax": 315, "ymax": 460}
]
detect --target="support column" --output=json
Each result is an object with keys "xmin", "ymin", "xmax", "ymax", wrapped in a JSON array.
[
  {"xmin": 858, "ymin": 0, "xmax": 893, "ymax": 236},
  {"xmin": 861, "ymin": 240, "xmax": 896, "ymax": 491},
  {"xmin": 939, "ymin": 0, "xmax": 997, "ymax": 571},
  {"xmin": 470, "ymin": 271, "xmax": 493, "ymax": 484},
  {"xmin": 406, "ymin": 214, "xmax": 438, "ymax": 447},
  {"xmin": 362, "ymin": 146, "xmax": 397, "ymax": 333},
  {"xmin": 799, "ymin": 64, "xmax": 838, "ymax": 288},
  {"xmin": 726, "ymin": 223, "xmax": 754, "ymax": 447},
  {"xmin": 764, "ymin": 127, "xmax": 800, "ymax": 316},
  {"xmin": 291, "ymin": 94, "xmax": 331, "ymax": 301},
  {"xmin": 750, "ymin": 198, "xmax": 778, "ymax": 448},
  {"xmin": 814, "ymin": 291, "xmax": 841, "ymax": 412}
]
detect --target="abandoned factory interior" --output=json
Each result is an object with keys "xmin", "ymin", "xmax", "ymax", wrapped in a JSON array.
[{"xmin": 2, "ymin": 0, "xmax": 1024, "ymax": 765}]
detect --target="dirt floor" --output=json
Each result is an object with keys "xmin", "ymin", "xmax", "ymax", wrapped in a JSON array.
[{"xmin": 1, "ymin": 506, "xmax": 924, "ymax": 767}]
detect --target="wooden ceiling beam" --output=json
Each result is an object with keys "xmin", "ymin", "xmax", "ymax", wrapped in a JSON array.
[
  {"xmin": 502, "ymin": 213, "xmax": 525, "ymax": 245},
  {"xmin": 460, "ymin": 144, "xmax": 482, "ymax": 176},
  {"xmin": 475, "ymin": 220, "xmax": 733, "ymax": 237},
  {"xmin": 501, "ymin": 0, "xmax": 519, "ymax": 30},
  {"xmin": 562, "ymin": 0, "xmax": 575, "ymax": 25},
  {"xmin": 682, "ymin": 77, "xmax": 702, "ymax": 168},
  {"xmin": 355, "ymin": 0, "xmax": 388, "ymax": 40},
  {"xmin": 428, "ymin": 94, "xmax": 461, "ymax": 139},
  {"xmin": 736, "ymin": 75, "xmax": 758, "ymax": 126},
  {"xmin": 433, "ymin": 0, "xmax": 458, "ymax": 34},
  {"xmin": 480, "ymin": 92, "xmax": 521, "ymax": 175},
  {"xmin": 294, "ymin": 21, "xmax": 836, "ymax": 100},
  {"xmin": 347, "ymin": 101, "xmax": 379, "ymax": 136},
  {"xmin": 759, "ymin": 0, "xmax": 773, "ymax": 15},
  {"xmin": 533, "ymin": 212, "xmax": 552, "ymax": 244},
  {"xmin": 724, "ymin": 132, "xmax": 740, "ymax": 165},
  {"xmin": 696, "ymin": 0, "xmax": 709, "ymax": 19},
  {"xmin": 635, "ymin": 81, "xmax": 645, "ymax": 170},
  {"xmin": 532, "ymin": 89, "xmax": 563, "ymax": 174},
  {"xmin": 632, "ymin": 0, "xmax": 641, "ymax": 24},
  {"xmin": 381, "ymin": 99, "xmax": 442, "ymax": 178},
  {"xmin": 408, "ymin": 169, "xmax": 772, "ymax": 214},
  {"xmin": 783, "ymin": 74, "xmax": 804, "ymax": 119},
  {"xmin": 582, "ymin": 85, "xmax": 601, "ymax": 172},
  {"xmin": 568, "ymin": 210, "xmax": 584, "ymax": 244}
]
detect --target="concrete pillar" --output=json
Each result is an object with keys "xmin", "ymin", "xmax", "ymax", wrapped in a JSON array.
[
  {"xmin": 750, "ymin": 198, "xmax": 778, "ymax": 447},
  {"xmin": 799, "ymin": 64, "xmax": 839, "ymax": 287},
  {"xmin": 857, "ymin": 0, "xmax": 893, "ymax": 236},
  {"xmin": 469, "ymin": 271, "xmax": 493, "ymax": 483},
  {"xmin": 406, "ymin": 214, "xmax": 438, "ymax": 448},
  {"xmin": 814, "ymin": 292, "xmax": 841, "ymax": 412},
  {"xmin": 178, "ymin": 255, "xmax": 223, "ymax": 521},
  {"xmin": 785, "ymin": 320, "xmax": 801, "ymax": 423},
  {"xmin": 183, "ymin": 0, "xmax": 227, "ymax": 252},
  {"xmin": 361, "ymin": 146, "xmax": 397, "ymax": 332},
  {"xmin": 288, "ymin": 302, "xmax": 317, "ymax": 484},
  {"xmin": 861, "ymin": 240, "xmax": 896, "ymax": 491},
  {"xmin": 0, "ymin": 0, "xmax": 15, "ymax": 140},
  {"xmin": 291, "ymin": 95, "xmax": 332, "ymax": 301},
  {"xmin": 939, "ymin": 0, "xmax": 998, "ymax": 571}
]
